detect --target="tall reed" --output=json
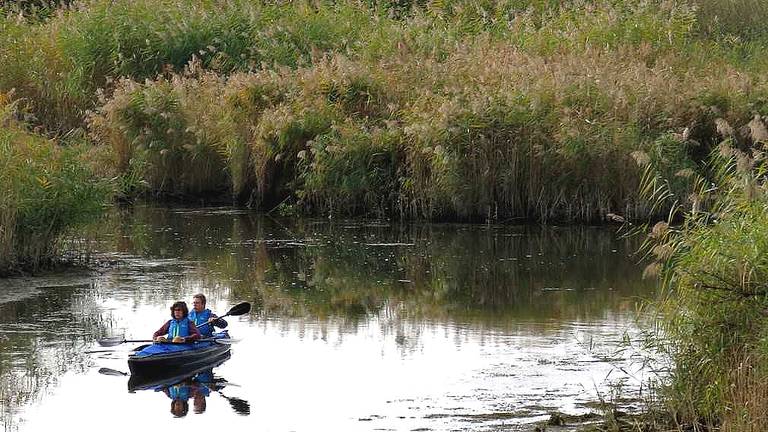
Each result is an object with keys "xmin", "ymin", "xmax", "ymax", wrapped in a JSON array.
[
  {"xmin": 0, "ymin": 100, "xmax": 109, "ymax": 274},
  {"xmin": 92, "ymin": 36, "xmax": 768, "ymax": 221},
  {"xmin": 638, "ymin": 131, "xmax": 768, "ymax": 428}
]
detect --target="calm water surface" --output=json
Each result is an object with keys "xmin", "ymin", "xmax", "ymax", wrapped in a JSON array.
[{"xmin": 0, "ymin": 206, "xmax": 657, "ymax": 432}]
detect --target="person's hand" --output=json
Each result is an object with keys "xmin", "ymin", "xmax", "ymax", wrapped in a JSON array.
[
  {"xmin": 154, "ymin": 336, "xmax": 167, "ymax": 343},
  {"xmin": 207, "ymin": 317, "xmax": 218, "ymax": 324},
  {"xmin": 172, "ymin": 336, "xmax": 185, "ymax": 343}
]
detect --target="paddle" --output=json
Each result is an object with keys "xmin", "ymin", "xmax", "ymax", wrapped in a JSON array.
[
  {"xmin": 195, "ymin": 302, "xmax": 251, "ymax": 331},
  {"xmin": 98, "ymin": 367, "xmax": 128, "ymax": 376},
  {"xmin": 97, "ymin": 336, "xmax": 157, "ymax": 347},
  {"xmin": 97, "ymin": 336, "xmax": 240, "ymax": 347},
  {"xmin": 96, "ymin": 302, "xmax": 251, "ymax": 347},
  {"xmin": 218, "ymin": 392, "xmax": 250, "ymax": 416}
]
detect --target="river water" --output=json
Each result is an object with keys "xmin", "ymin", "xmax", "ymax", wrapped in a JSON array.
[{"xmin": 0, "ymin": 206, "xmax": 657, "ymax": 432}]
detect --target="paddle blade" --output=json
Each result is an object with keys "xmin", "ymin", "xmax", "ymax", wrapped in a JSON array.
[
  {"xmin": 97, "ymin": 336, "xmax": 127, "ymax": 347},
  {"xmin": 98, "ymin": 367, "xmax": 128, "ymax": 376},
  {"xmin": 225, "ymin": 302, "xmax": 251, "ymax": 317},
  {"xmin": 222, "ymin": 395, "xmax": 250, "ymax": 415},
  {"xmin": 213, "ymin": 338, "xmax": 240, "ymax": 345}
]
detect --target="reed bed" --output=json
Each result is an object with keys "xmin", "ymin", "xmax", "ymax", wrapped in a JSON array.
[
  {"xmin": 636, "ymin": 135, "xmax": 768, "ymax": 429},
  {"xmin": 4, "ymin": 0, "xmax": 768, "ymax": 222},
  {"xmin": 89, "ymin": 39, "xmax": 768, "ymax": 221},
  {"xmin": 0, "ymin": 99, "xmax": 108, "ymax": 275}
]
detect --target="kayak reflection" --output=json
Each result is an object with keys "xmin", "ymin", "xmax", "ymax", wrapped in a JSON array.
[{"xmin": 133, "ymin": 368, "xmax": 250, "ymax": 417}]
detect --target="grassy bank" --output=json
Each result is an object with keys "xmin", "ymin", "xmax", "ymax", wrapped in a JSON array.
[
  {"xmin": 637, "ymin": 135, "xmax": 768, "ymax": 430},
  {"xmin": 1, "ymin": 0, "xmax": 767, "ymax": 221},
  {"xmin": 2, "ymin": 0, "xmax": 768, "ymax": 223},
  {"xmin": 0, "ymin": 97, "xmax": 109, "ymax": 275}
]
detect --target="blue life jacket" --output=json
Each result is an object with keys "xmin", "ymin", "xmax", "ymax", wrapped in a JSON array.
[
  {"xmin": 167, "ymin": 317, "xmax": 191, "ymax": 339},
  {"xmin": 194, "ymin": 383, "xmax": 211, "ymax": 397},
  {"xmin": 189, "ymin": 309, "xmax": 213, "ymax": 337},
  {"xmin": 168, "ymin": 384, "xmax": 191, "ymax": 401}
]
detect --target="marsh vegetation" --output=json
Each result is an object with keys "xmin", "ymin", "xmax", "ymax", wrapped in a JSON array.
[{"xmin": 2, "ymin": 1, "xmax": 768, "ymax": 428}]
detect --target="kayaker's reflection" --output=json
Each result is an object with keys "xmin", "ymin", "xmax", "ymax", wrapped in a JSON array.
[{"xmin": 160, "ymin": 370, "xmax": 250, "ymax": 417}]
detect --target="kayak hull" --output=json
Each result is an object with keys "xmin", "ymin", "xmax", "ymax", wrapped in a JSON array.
[
  {"xmin": 128, "ymin": 341, "xmax": 231, "ymax": 377},
  {"xmin": 127, "ymin": 351, "xmax": 231, "ymax": 391}
]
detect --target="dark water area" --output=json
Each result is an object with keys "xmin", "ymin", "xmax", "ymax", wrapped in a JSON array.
[{"xmin": 0, "ymin": 206, "xmax": 658, "ymax": 431}]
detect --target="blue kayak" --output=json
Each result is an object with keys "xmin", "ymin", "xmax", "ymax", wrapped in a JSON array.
[{"xmin": 128, "ymin": 332, "xmax": 231, "ymax": 377}]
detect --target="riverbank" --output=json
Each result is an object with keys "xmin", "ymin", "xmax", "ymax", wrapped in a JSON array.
[
  {"xmin": 0, "ymin": 97, "xmax": 109, "ymax": 275},
  {"xmin": 3, "ymin": 1, "xmax": 768, "ymax": 428},
  {"xmin": 2, "ymin": 0, "xmax": 768, "ymax": 224}
]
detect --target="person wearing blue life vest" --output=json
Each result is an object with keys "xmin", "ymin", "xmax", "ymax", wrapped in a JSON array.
[
  {"xmin": 163, "ymin": 382, "xmax": 192, "ymax": 417},
  {"xmin": 152, "ymin": 301, "xmax": 201, "ymax": 343},
  {"xmin": 188, "ymin": 293, "xmax": 227, "ymax": 338}
]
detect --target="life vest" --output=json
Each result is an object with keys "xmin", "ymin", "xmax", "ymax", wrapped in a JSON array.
[
  {"xmin": 167, "ymin": 317, "xmax": 191, "ymax": 339},
  {"xmin": 168, "ymin": 384, "xmax": 191, "ymax": 401},
  {"xmin": 189, "ymin": 309, "xmax": 213, "ymax": 337}
]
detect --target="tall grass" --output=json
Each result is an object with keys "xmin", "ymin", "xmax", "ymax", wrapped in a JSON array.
[
  {"xmin": 694, "ymin": 0, "xmax": 768, "ymax": 41},
  {"xmin": 5, "ymin": 0, "xmax": 768, "ymax": 221},
  {"xmin": 638, "ymin": 127, "xmax": 768, "ymax": 428},
  {"xmin": 2, "ymin": 0, "xmax": 406, "ymax": 132},
  {"xmin": 0, "ymin": 99, "xmax": 109, "ymax": 275},
  {"xmin": 89, "ymin": 41, "xmax": 768, "ymax": 221},
  {"xmin": 0, "ymin": 0, "xmax": 709, "ymax": 133}
]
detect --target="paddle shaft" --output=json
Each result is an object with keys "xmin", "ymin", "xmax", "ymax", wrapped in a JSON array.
[
  {"xmin": 195, "ymin": 314, "xmax": 228, "ymax": 331},
  {"xmin": 194, "ymin": 302, "xmax": 251, "ymax": 331},
  {"xmin": 96, "ymin": 302, "xmax": 250, "ymax": 346}
]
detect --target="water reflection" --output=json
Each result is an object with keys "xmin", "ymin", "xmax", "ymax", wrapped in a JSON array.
[
  {"xmin": 0, "ymin": 276, "xmax": 111, "ymax": 431},
  {"xmin": 133, "ymin": 369, "xmax": 250, "ymax": 418},
  {"xmin": 106, "ymin": 206, "xmax": 651, "ymax": 324},
  {"xmin": 98, "ymin": 366, "xmax": 250, "ymax": 418},
  {"xmin": 0, "ymin": 206, "xmax": 657, "ymax": 431}
]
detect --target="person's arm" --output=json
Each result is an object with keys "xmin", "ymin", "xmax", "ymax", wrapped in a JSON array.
[
  {"xmin": 153, "ymin": 321, "xmax": 170, "ymax": 338},
  {"xmin": 209, "ymin": 314, "xmax": 228, "ymax": 329},
  {"xmin": 186, "ymin": 321, "xmax": 201, "ymax": 341}
]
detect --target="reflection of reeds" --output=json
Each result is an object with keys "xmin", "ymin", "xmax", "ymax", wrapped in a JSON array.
[{"xmin": 105, "ymin": 207, "xmax": 653, "ymax": 322}]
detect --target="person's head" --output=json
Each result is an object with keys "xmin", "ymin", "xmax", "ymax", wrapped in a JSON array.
[
  {"xmin": 170, "ymin": 301, "xmax": 189, "ymax": 320},
  {"xmin": 192, "ymin": 294, "xmax": 206, "ymax": 312},
  {"xmin": 171, "ymin": 399, "xmax": 189, "ymax": 417},
  {"xmin": 193, "ymin": 392, "xmax": 207, "ymax": 414}
]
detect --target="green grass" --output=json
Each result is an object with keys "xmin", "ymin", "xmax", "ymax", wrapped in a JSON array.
[
  {"xmin": 636, "ymin": 139, "xmax": 768, "ymax": 429},
  {"xmin": 4, "ymin": 0, "xmax": 768, "ymax": 222},
  {"xmin": 0, "ymin": 99, "xmax": 109, "ymax": 274}
]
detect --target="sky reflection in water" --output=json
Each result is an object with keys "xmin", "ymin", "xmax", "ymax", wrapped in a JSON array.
[{"xmin": 0, "ymin": 206, "xmax": 658, "ymax": 431}]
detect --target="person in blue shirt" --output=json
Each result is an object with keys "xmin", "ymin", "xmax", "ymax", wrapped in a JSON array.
[{"xmin": 188, "ymin": 293, "xmax": 227, "ymax": 338}]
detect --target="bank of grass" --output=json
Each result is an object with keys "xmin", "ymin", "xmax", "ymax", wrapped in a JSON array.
[
  {"xmin": 631, "ymin": 136, "xmax": 768, "ymax": 430},
  {"xmin": 0, "ymin": 98, "xmax": 109, "ymax": 275},
  {"xmin": 3, "ymin": 0, "xmax": 768, "ymax": 221},
  {"xmin": 89, "ymin": 42, "xmax": 768, "ymax": 221}
]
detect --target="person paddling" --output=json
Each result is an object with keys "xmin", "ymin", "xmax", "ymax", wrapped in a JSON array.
[
  {"xmin": 189, "ymin": 293, "xmax": 228, "ymax": 338},
  {"xmin": 153, "ymin": 301, "xmax": 201, "ymax": 343}
]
